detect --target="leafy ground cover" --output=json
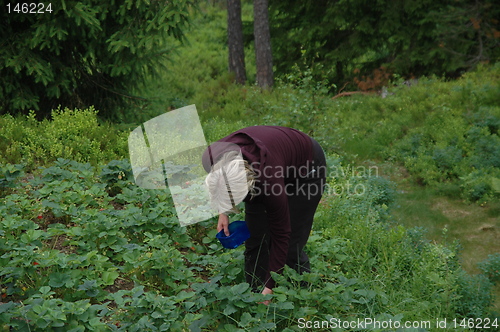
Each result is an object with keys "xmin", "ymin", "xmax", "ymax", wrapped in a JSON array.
[
  {"xmin": 1, "ymin": 4, "xmax": 499, "ymax": 330},
  {"xmin": 1, "ymin": 157, "xmax": 496, "ymax": 331},
  {"xmin": 0, "ymin": 107, "xmax": 128, "ymax": 172}
]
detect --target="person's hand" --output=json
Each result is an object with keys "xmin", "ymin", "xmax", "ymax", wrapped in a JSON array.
[
  {"xmin": 217, "ymin": 214, "xmax": 230, "ymax": 236},
  {"xmin": 260, "ymin": 287, "xmax": 273, "ymax": 305}
]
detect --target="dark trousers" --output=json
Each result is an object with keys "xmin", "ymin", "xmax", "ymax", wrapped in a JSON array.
[{"xmin": 244, "ymin": 138, "xmax": 326, "ymax": 291}]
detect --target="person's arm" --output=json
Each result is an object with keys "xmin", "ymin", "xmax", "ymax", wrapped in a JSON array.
[{"xmin": 217, "ymin": 213, "xmax": 230, "ymax": 236}]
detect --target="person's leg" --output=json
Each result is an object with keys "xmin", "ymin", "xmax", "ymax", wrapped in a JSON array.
[
  {"xmin": 286, "ymin": 138, "xmax": 326, "ymax": 277},
  {"xmin": 244, "ymin": 202, "xmax": 270, "ymax": 292},
  {"xmin": 285, "ymin": 179, "xmax": 323, "ymax": 274}
]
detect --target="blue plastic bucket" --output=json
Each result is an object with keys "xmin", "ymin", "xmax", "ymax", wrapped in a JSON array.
[{"xmin": 216, "ymin": 220, "xmax": 250, "ymax": 249}]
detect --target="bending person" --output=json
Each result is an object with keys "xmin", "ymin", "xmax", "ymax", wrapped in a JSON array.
[{"xmin": 202, "ymin": 126, "xmax": 326, "ymax": 297}]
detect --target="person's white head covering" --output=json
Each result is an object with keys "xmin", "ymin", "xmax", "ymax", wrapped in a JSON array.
[{"xmin": 205, "ymin": 150, "xmax": 255, "ymax": 214}]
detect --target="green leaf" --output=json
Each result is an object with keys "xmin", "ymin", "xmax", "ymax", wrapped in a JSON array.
[
  {"xmin": 35, "ymin": 318, "xmax": 51, "ymax": 329},
  {"xmin": 67, "ymin": 327, "xmax": 85, "ymax": 332},
  {"xmin": 0, "ymin": 302, "xmax": 17, "ymax": 314},
  {"xmin": 230, "ymin": 283, "xmax": 249, "ymax": 295},
  {"xmin": 88, "ymin": 317, "xmax": 106, "ymax": 328},
  {"xmin": 223, "ymin": 304, "xmax": 237, "ymax": 316},
  {"xmin": 151, "ymin": 311, "xmax": 163, "ymax": 319},
  {"xmin": 39, "ymin": 286, "xmax": 52, "ymax": 295},
  {"xmin": 78, "ymin": 280, "xmax": 99, "ymax": 296},
  {"xmin": 49, "ymin": 310, "xmax": 67, "ymax": 323},
  {"xmin": 257, "ymin": 323, "xmax": 276, "ymax": 330},
  {"xmin": 238, "ymin": 312, "xmax": 253, "ymax": 327},
  {"xmin": 49, "ymin": 272, "xmax": 72, "ymax": 288},
  {"xmin": 101, "ymin": 271, "xmax": 119, "ymax": 286},
  {"xmin": 78, "ymin": 280, "xmax": 97, "ymax": 291},
  {"xmin": 175, "ymin": 290, "xmax": 195, "ymax": 302},
  {"xmin": 42, "ymin": 199, "xmax": 61, "ymax": 210}
]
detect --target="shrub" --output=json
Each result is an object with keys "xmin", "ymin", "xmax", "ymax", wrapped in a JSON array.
[
  {"xmin": 478, "ymin": 253, "xmax": 500, "ymax": 284},
  {"xmin": 466, "ymin": 126, "xmax": 500, "ymax": 169},
  {"xmin": 384, "ymin": 65, "xmax": 500, "ymax": 201},
  {"xmin": 454, "ymin": 270, "xmax": 495, "ymax": 319},
  {"xmin": 365, "ymin": 175, "xmax": 397, "ymax": 207},
  {"xmin": 0, "ymin": 0, "xmax": 192, "ymax": 119},
  {"xmin": 460, "ymin": 168, "xmax": 500, "ymax": 203},
  {"xmin": 0, "ymin": 107, "xmax": 128, "ymax": 171}
]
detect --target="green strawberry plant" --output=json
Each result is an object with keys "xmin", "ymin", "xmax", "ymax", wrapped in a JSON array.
[{"xmin": 0, "ymin": 158, "xmax": 495, "ymax": 331}]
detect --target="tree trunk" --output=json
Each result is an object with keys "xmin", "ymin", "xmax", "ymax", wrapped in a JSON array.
[
  {"xmin": 227, "ymin": 0, "xmax": 246, "ymax": 84},
  {"xmin": 253, "ymin": 0, "xmax": 273, "ymax": 88}
]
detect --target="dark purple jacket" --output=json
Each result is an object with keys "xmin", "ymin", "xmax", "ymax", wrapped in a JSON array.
[{"xmin": 202, "ymin": 126, "xmax": 313, "ymax": 288}]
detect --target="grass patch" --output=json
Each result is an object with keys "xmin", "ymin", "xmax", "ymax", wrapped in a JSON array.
[{"xmin": 391, "ymin": 176, "xmax": 500, "ymax": 311}]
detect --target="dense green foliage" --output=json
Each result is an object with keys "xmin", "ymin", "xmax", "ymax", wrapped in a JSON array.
[
  {"xmin": 267, "ymin": 0, "xmax": 500, "ymax": 88},
  {"xmin": 0, "ymin": 157, "xmax": 495, "ymax": 331},
  {"xmin": 305, "ymin": 64, "xmax": 500, "ymax": 203},
  {"xmin": 479, "ymin": 253, "xmax": 500, "ymax": 284},
  {"xmin": 454, "ymin": 271, "xmax": 495, "ymax": 320},
  {"xmin": 0, "ymin": 2, "xmax": 499, "ymax": 330},
  {"xmin": 0, "ymin": 0, "xmax": 192, "ymax": 119},
  {"xmin": 0, "ymin": 107, "xmax": 127, "ymax": 171},
  {"xmin": 177, "ymin": 35, "xmax": 500, "ymax": 203}
]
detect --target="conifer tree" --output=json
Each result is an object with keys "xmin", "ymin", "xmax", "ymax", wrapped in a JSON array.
[
  {"xmin": 0, "ymin": 0, "xmax": 192, "ymax": 119},
  {"xmin": 254, "ymin": 0, "xmax": 273, "ymax": 88},
  {"xmin": 227, "ymin": 0, "xmax": 247, "ymax": 84}
]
